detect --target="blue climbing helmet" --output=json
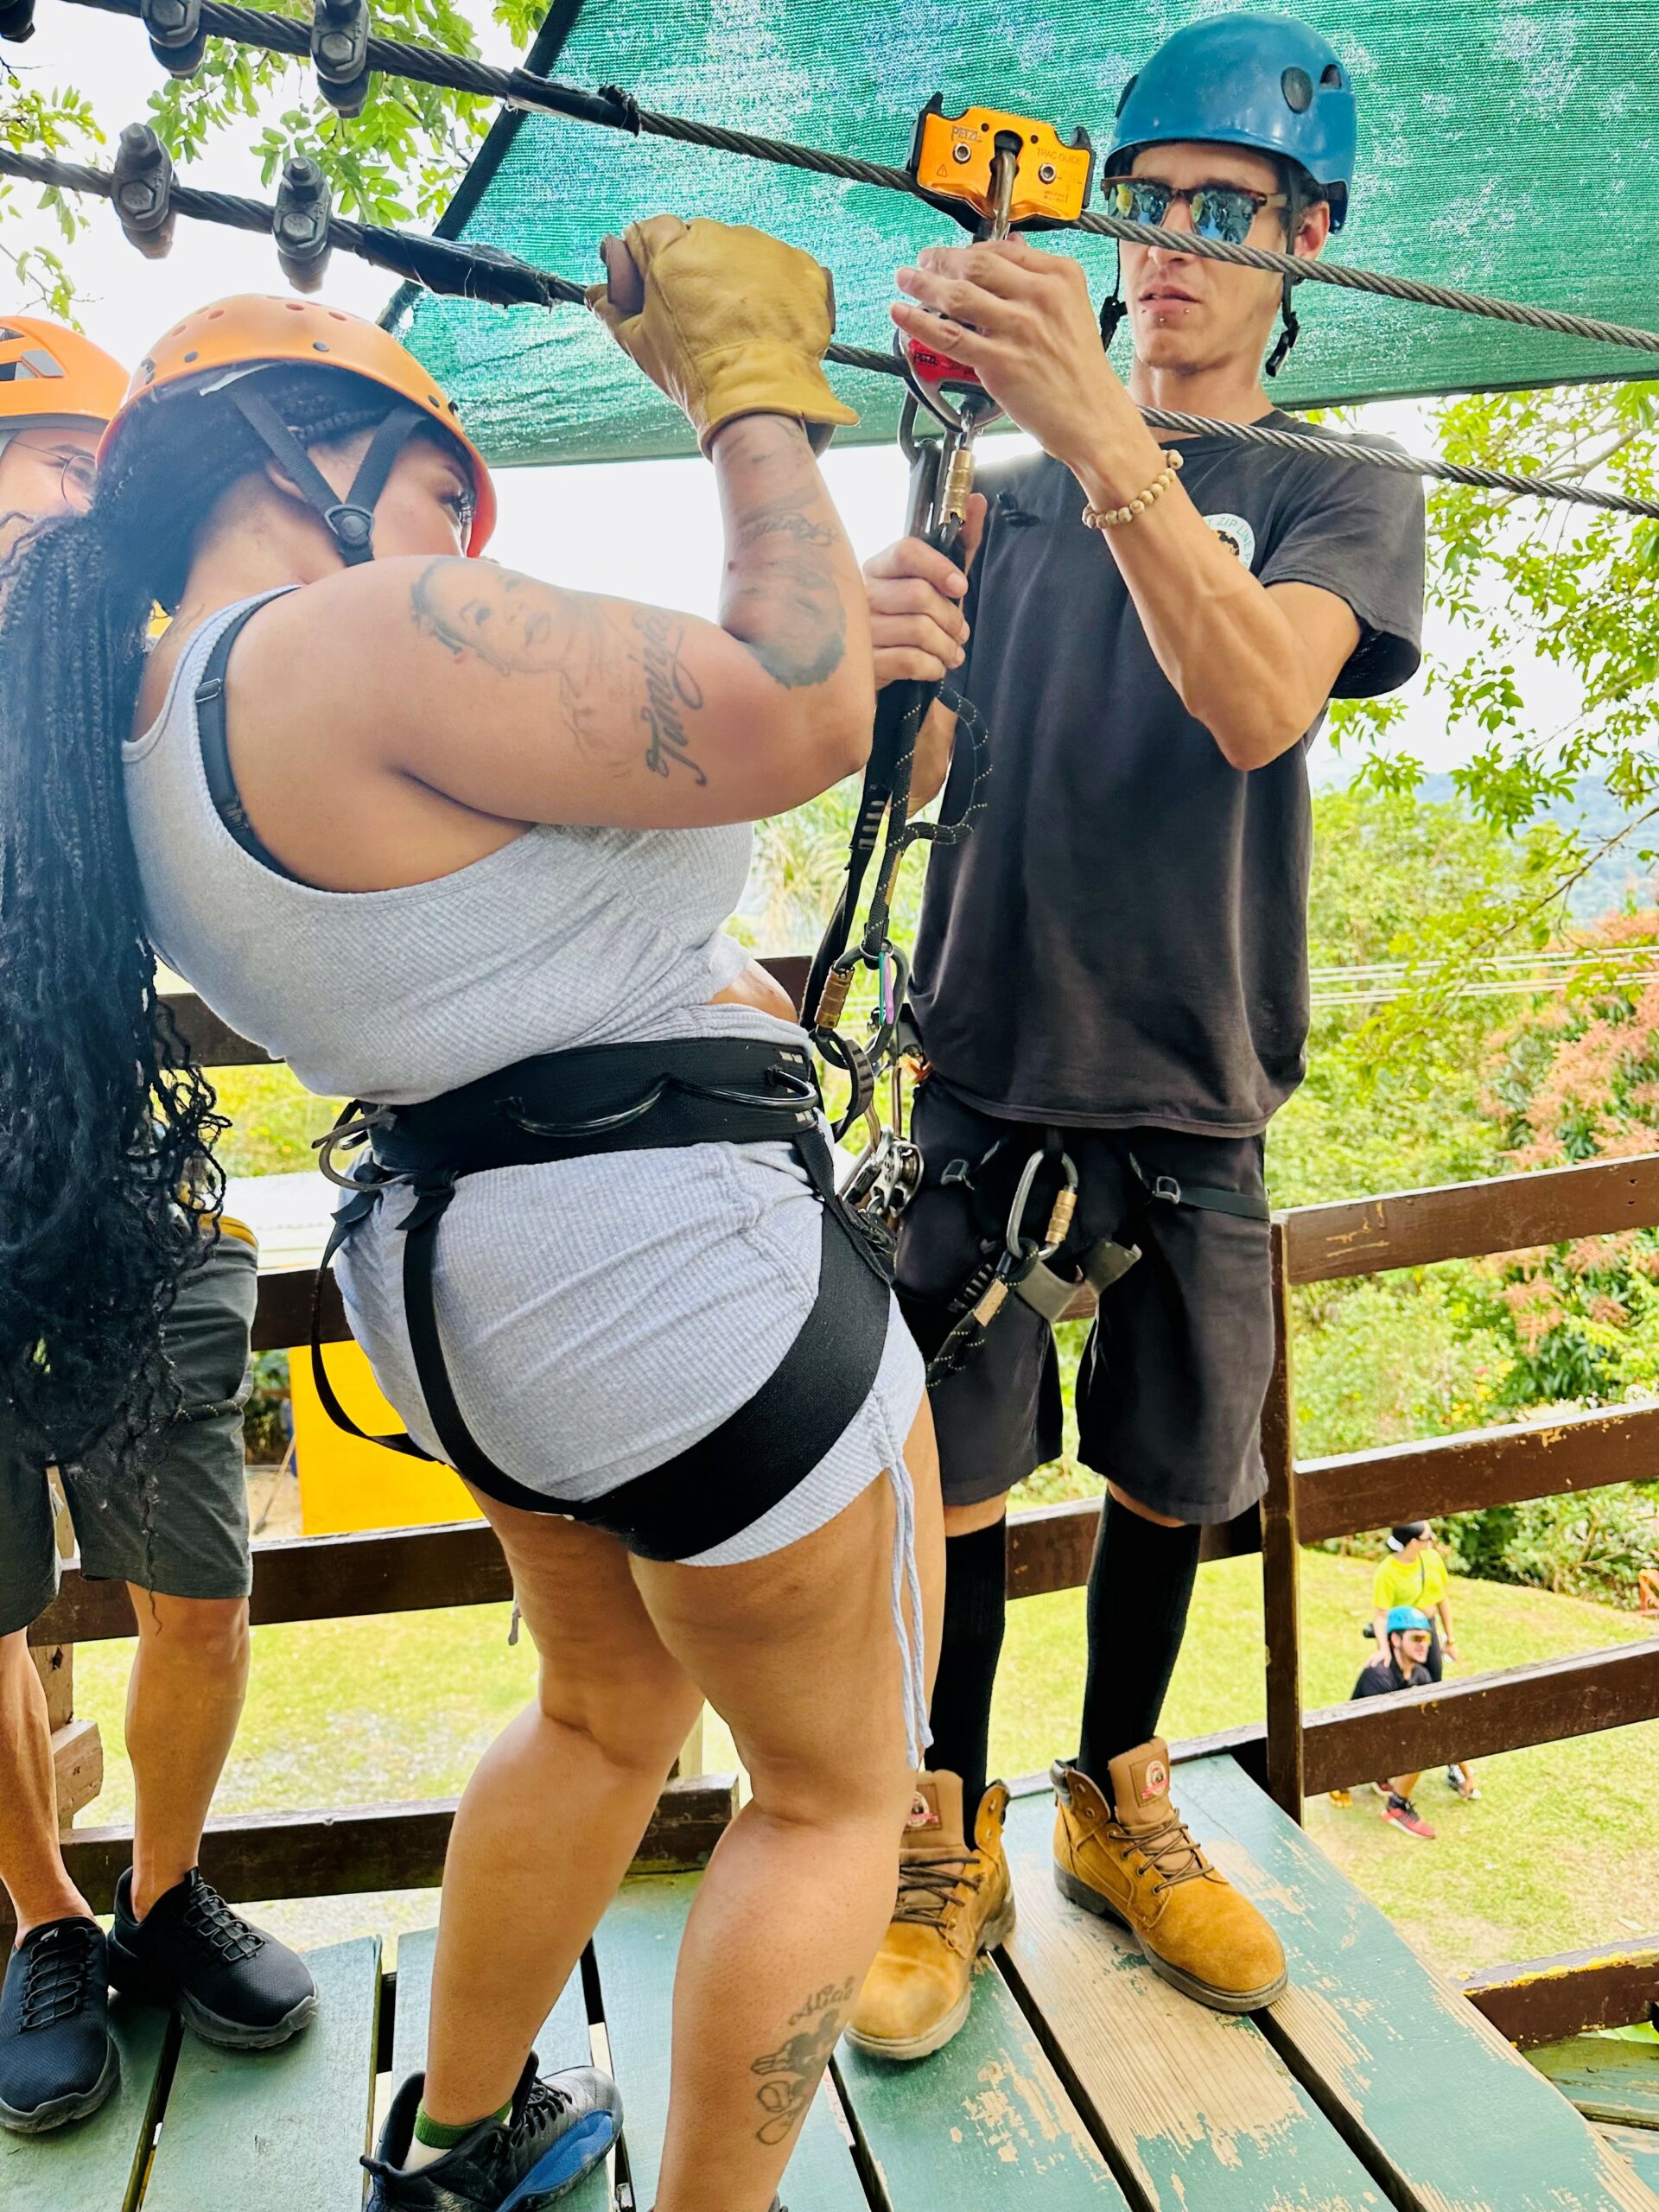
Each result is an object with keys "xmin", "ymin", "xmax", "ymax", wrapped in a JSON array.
[
  {"xmin": 1386, "ymin": 1605, "xmax": 1432, "ymax": 1638},
  {"xmin": 1106, "ymin": 12, "xmax": 1357, "ymax": 231}
]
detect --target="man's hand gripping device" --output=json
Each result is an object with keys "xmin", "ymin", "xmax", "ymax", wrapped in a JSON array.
[{"xmin": 807, "ymin": 100, "xmax": 1092, "ymax": 1243}]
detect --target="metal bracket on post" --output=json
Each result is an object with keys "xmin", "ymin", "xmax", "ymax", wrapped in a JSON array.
[
  {"xmin": 142, "ymin": 0, "xmax": 206, "ymax": 77},
  {"xmin": 274, "ymin": 156, "xmax": 334, "ymax": 291},
  {"xmin": 312, "ymin": 0, "xmax": 371, "ymax": 117},
  {"xmin": 111, "ymin": 124, "xmax": 175, "ymax": 259}
]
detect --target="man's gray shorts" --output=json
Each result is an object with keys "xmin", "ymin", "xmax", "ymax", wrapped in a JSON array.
[{"xmin": 0, "ymin": 1236, "xmax": 257, "ymax": 1637}]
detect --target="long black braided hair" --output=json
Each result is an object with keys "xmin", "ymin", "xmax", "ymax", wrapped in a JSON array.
[{"xmin": 0, "ymin": 366, "xmax": 413, "ymax": 1470}]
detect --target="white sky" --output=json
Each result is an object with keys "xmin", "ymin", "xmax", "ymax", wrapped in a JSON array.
[{"xmin": 3, "ymin": 12, "xmax": 1583, "ymax": 781}]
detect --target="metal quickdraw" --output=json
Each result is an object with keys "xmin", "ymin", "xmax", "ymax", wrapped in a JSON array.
[
  {"xmin": 926, "ymin": 1142, "xmax": 1080, "ymax": 1384},
  {"xmin": 805, "ymin": 99, "xmax": 1092, "ymax": 1239}
]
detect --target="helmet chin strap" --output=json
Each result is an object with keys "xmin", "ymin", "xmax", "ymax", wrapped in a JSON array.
[
  {"xmin": 1099, "ymin": 244, "xmax": 1128, "ymax": 352},
  {"xmin": 1266, "ymin": 272, "xmax": 1302, "ymax": 379},
  {"xmin": 225, "ymin": 380, "xmax": 424, "ymax": 564}
]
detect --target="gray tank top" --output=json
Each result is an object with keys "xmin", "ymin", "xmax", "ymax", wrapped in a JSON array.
[
  {"xmin": 121, "ymin": 590, "xmax": 931, "ymax": 1758},
  {"xmin": 123, "ymin": 591, "xmax": 781, "ymax": 1102}
]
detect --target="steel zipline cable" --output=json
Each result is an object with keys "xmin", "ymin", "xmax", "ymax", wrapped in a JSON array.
[
  {"xmin": 48, "ymin": 0, "xmax": 1659, "ymax": 365},
  {"xmin": 6, "ymin": 137, "xmax": 1659, "ymax": 523}
]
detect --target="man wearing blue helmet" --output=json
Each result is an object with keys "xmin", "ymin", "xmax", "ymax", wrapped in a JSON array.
[
  {"xmin": 1350, "ymin": 1607, "xmax": 1439, "ymax": 1839},
  {"xmin": 850, "ymin": 13, "xmax": 1426, "ymax": 2055}
]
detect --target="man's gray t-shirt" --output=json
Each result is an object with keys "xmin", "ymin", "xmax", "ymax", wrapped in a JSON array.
[{"xmin": 906, "ymin": 419, "xmax": 1426, "ymax": 1135}]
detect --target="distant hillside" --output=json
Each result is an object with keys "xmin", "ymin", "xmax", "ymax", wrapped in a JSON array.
[{"xmin": 1318, "ymin": 770, "xmax": 1657, "ymax": 920}]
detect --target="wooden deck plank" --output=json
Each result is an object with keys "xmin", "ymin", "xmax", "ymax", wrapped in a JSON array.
[
  {"xmin": 836, "ymin": 1955, "xmax": 1130, "ymax": 2209},
  {"xmin": 1531, "ymin": 2037, "xmax": 1659, "ymax": 2128},
  {"xmin": 0, "ymin": 1999, "xmax": 170, "ymax": 2212},
  {"xmin": 1000, "ymin": 1793, "xmax": 1385, "ymax": 2210},
  {"xmin": 1179, "ymin": 1753, "xmax": 1659, "ymax": 2212},
  {"xmin": 590, "ymin": 1873, "xmax": 868, "ymax": 2211},
  {"xmin": 141, "ymin": 1937, "xmax": 379, "ymax": 2212},
  {"xmin": 1602, "ymin": 2126, "xmax": 1659, "ymax": 2191},
  {"xmin": 390, "ymin": 1928, "xmax": 606, "ymax": 2211}
]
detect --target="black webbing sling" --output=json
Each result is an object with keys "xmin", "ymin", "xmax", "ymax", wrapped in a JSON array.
[{"xmin": 310, "ymin": 1039, "xmax": 895, "ymax": 1562}]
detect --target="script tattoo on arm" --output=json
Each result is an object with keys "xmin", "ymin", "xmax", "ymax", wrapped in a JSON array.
[
  {"xmin": 631, "ymin": 607, "xmax": 707, "ymax": 785},
  {"xmin": 748, "ymin": 1977, "xmax": 855, "ymax": 2146}
]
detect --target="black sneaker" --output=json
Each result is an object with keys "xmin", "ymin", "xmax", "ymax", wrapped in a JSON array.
[
  {"xmin": 107, "ymin": 1868, "xmax": 317, "ymax": 2050},
  {"xmin": 364, "ymin": 2057, "xmax": 621, "ymax": 2210},
  {"xmin": 0, "ymin": 1916, "xmax": 119, "ymax": 2134}
]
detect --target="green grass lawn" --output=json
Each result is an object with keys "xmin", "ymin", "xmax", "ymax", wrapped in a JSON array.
[{"xmin": 71, "ymin": 1550, "xmax": 1657, "ymax": 1977}]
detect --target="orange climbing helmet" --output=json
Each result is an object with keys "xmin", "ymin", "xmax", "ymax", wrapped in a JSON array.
[
  {"xmin": 99, "ymin": 294, "xmax": 497, "ymax": 559},
  {"xmin": 0, "ymin": 315, "xmax": 128, "ymax": 429}
]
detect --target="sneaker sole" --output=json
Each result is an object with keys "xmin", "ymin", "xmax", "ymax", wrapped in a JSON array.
[
  {"xmin": 841, "ymin": 1897, "xmax": 1019, "ymax": 2064},
  {"xmin": 0, "ymin": 2037, "xmax": 120, "ymax": 2135},
  {"xmin": 498, "ymin": 2109, "xmax": 620, "ymax": 2210},
  {"xmin": 107, "ymin": 1936, "xmax": 320, "ymax": 2052},
  {"xmin": 1052, "ymin": 1866, "xmax": 1287, "ymax": 2015}
]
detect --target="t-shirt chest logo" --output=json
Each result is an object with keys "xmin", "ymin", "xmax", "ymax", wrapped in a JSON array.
[{"xmin": 1203, "ymin": 512, "xmax": 1257, "ymax": 569}]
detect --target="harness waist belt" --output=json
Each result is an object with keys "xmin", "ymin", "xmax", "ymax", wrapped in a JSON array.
[
  {"xmin": 313, "ymin": 1038, "xmax": 894, "ymax": 1561},
  {"xmin": 369, "ymin": 1037, "xmax": 825, "ymax": 1177}
]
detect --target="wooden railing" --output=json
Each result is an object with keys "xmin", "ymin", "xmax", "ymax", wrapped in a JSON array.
[{"xmin": 20, "ymin": 987, "xmax": 1658, "ymax": 1987}]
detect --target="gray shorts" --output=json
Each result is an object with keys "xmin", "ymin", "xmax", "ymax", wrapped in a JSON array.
[
  {"xmin": 0, "ymin": 1235, "xmax": 257, "ymax": 1637},
  {"xmin": 893, "ymin": 1079, "xmax": 1274, "ymax": 1525}
]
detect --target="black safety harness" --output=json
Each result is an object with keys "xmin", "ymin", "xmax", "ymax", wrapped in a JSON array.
[{"xmin": 301, "ymin": 1045, "xmax": 893, "ymax": 1560}]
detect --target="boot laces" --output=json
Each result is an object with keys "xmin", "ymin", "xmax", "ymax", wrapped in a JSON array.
[
  {"xmin": 181, "ymin": 1882, "xmax": 264, "ymax": 1963},
  {"xmin": 892, "ymin": 1853, "xmax": 978, "ymax": 1929},
  {"xmin": 18, "ymin": 1920, "xmax": 101, "ymax": 2031},
  {"xmin": 1119, "ymin": 1809, "xmax": 1208, "ymax": 1893}
]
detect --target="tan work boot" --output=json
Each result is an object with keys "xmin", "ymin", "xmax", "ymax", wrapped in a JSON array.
[
  {"xmin": 1052, "ymin": 1742, "xmax": 1287, "ymax": 2013},
  {"xmin": 845, "ymin": 1772, "xmax": 1015, "ymax": 2061}
]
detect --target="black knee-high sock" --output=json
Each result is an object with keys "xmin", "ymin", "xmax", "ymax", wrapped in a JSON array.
[
  {"xmin": 1077, "ymin": 1497, "xmax": 1202, "ymax": 1800},
  {"xmin": 925, "ymin": 1518, "xmax": 1007, "ymax": 1812}
]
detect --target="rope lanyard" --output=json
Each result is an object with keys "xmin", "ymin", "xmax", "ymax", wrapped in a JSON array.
[
  {"xmin": 3, "ymin": 134, "xmax": 1657, "ymax": 524},
  {"xmin": 41, "ymin": 0, "xmax": 1659, "ymax": 367}
]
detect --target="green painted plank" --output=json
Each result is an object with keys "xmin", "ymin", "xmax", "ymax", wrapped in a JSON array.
[
  {"xmin": 1601, "ymin": 2126, "xmax": 1659, "ymax": 2192},
  {"xmin": 1533, "ymin": 2038, "xmax": 1659, "ymax": 2129},
  {"xmin": 0, "ymin": 1997, "xmax": 170, "ymax": 2212},
  {"xmin": 591, "ymin": 1873, "xmax": 867, "ymax": 2211},
  {"xmin": 1001, "ymin": 1793, "xmax": 1385, "ymax": 2211},
  {"xmin": 1179, "ymin": 1753, "xmax": 1659, "ymax": 2212},
  {"xmin": 836, "ymin": 1953, "xmax": 1129, "ymax": 2210},
  {"xmin": 390, "ymin": 1927, "xmax": 606, "ymax": 2212},
  {"xmin": 141, "ymin": 1936, "xmax": 379, "ymax": 2212}
]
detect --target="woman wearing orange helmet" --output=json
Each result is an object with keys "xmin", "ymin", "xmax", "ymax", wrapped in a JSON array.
[
  {"xmin": 0, "ymin": 315, "xmax": 321, "ymax": 2142},
  {"xmin": 0, "ymin": 315, "xmax": 126, "ymax": 555},
  {"xmin": 0, "ymin": 226, "xmax": 939, "ymax": 2212}
]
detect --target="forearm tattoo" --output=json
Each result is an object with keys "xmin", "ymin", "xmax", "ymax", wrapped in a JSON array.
[
  {"xmin": 718, "ymin": 423, "xmax": 848, "ymax": 691},
  {"xmin": 749, "ymin": 1977, "xmax": 855, "ymax": 2146}
]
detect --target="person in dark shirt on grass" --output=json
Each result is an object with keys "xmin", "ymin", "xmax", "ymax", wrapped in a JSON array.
[{"xmin": 1350, "ymin": 1605, "xmax": 1438, "ymax": 1840}]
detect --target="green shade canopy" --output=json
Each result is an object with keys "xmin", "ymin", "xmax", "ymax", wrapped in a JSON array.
[{"xmin": 392, "ymin": 2, "xmax": 1659, "ymax": 467}]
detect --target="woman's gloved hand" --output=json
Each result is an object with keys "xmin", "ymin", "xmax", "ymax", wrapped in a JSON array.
[{"xmin": 588, "ymin": 214, "xmax": 858, "ymax": 454}]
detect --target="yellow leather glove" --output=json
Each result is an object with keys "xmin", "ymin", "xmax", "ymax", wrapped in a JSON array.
[{"xmin": 588, "ymin": 214, "xmax": 858, "ymax": 454}]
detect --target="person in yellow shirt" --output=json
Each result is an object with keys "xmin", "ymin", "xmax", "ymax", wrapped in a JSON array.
[{"xmin": 1370, "ymin": 1522, "xmax": 1478, "ymax": 1800}]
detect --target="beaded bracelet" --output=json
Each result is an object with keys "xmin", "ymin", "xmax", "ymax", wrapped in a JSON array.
[{"xmin": 1081, "ymin": 446, "xmax": 1184, "ymax": 531}]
